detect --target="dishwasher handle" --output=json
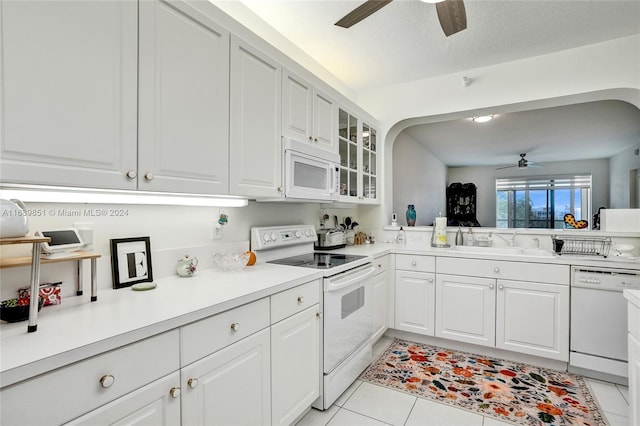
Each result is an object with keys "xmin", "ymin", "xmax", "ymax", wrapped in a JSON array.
[{"xmin": 325, "ymin": 265, "xmax": 376, "ymax": 292}]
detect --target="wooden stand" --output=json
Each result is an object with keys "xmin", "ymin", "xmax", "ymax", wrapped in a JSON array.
[{"xmin": 1, "ymin": 237, "xmax": 101, "ymax": 332}]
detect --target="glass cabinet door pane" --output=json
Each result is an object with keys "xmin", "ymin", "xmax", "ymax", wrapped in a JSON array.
[
  {"xmin": 339, "ymin": 139, "xmax": 348, "ymax": 167},
  {"xmin": 371, "ymin": 153, "xmax": 376, "ymax": 175},
  {"xmin": 369, "ymin": 177, "xmax": 376, "ymax": 199},
  {"xmin": 370, "ymin": 128, "xmax": 376, "ymax": 152},
  {"xmin": 339, "ymin": 109, "xmax": 348, "ymax": 139},
  {"xmin": 349, "ymin": 115, "xmax": 358, "ymax": 142},
  {"xmin": 363, "ymin": 151, "xmax": 370, "ymax": 174},
  {"xmin": 340, "ymin": 168, "xmax": 348, "ymax": 195},
  {"xmin": 349, "ymin": 143, "xmax": 358, "ymax": 170},
  {"xmin": 349, "ymin": 171, "xmax": 357, "ymax": 197}
]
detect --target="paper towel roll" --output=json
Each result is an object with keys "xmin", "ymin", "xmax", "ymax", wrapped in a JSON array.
[{"xmin": 435, "ymin": 216, "xmax": 447, "ymax": 244}]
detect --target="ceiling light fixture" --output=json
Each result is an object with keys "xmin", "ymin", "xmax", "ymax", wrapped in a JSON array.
[
  {"xmin": 420, "ymin": 0, "xmax": 446, "ymax": 3},
  {"xmin": 472, "ymin": 115, "xmax": 494, "ymax": 123},
  {"xmin": 0, "ymin": 184, "xmax": 249, "ymax": 207}
]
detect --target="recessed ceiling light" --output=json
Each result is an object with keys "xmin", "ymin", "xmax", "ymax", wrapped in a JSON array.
[{"xmin": 472, "ymin": 115, "xmax": 494, "ymax": 123}]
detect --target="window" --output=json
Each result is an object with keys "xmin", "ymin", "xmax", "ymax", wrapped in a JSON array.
[{"xmin": 496, "ymin": 175, "xmax": 592, "ymax": 229}]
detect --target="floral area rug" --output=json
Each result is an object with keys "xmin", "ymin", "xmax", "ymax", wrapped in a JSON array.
[{"xmin": 360, "ymin": 339, "xmax": 607, "ymax": 425}]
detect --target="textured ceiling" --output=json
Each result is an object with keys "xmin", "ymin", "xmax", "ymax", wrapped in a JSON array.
[
  {"xmin": 224, "ymin": 0, "xmax": 640, "ymax": 166},
  {"xmin": 238, "ymin": 0, "xmax": 640, "ymax": 92}
]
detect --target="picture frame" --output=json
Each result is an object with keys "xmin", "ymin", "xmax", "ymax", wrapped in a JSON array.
[{"xmin": 110, "ymin": 237, "xmax": 153, "ymax": 289}]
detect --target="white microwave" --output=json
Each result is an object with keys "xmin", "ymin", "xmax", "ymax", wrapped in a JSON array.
[{"xmin": 282, "ymin": 137, "xmax": 340, "ymax": 202}]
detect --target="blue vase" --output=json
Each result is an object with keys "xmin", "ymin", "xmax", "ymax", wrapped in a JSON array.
[{"xmin": 406, "ymin": 205, "xmax": 416, "ymax": 226}]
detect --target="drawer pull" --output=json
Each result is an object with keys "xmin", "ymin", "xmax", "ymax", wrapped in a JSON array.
[
  {"xmin": 188, "ymin": 378, "xmax": 199, "ymax": 389},
  {"xmin": 411, "ymin": 261, "xmax": 417, "ymax": 267},
  {"xmin": 230, "ymin": 322, "xmax": 240, "ymax": 332},
  {"xmin": 297, "ymin": 296, "xmax": 304, "ymax": 304},
  {"xmin": 126, "ymin": 170, "xmax": 137, "ymax": 179},
  {"xmin": 99, "ymin": 374, "xmax": 115, "ymax": 389},
  {"xmin": 428, "ymin": 278, "xmax": 434, "ymax": 283},
  {"xmin": 493, "ymin": 267, "xmax": 500, "ymax": 273},
  {"xmin": 170, "ymin": 387, "xmax": 181, "ymax": 399}
]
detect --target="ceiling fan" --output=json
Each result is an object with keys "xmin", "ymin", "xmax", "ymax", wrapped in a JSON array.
[
  {"xmin": 335, "ymin": 0, "xmax": 467, "ymax": 37},
  {"xmin": 496, "ymin": 154, "xmax": 544, "ymax": 170}
]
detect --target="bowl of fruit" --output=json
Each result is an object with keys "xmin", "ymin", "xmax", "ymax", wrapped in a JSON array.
[{"xmin": 0, "ymin": 297, "xmax": 44, "ymax": 323}]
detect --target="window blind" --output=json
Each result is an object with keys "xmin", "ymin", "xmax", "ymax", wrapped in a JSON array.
[{"xmin": 496, "ymin": 175, "xmax": 591, "ymax": 191}]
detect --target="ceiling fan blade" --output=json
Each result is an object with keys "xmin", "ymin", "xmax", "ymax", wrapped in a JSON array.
[
  {"xmin": 335, "ymin": 0, "xmax": 393, "ymax": 28},
  {"xmin": 436, "ymin": 0, "xmax": 467, "ymax": 37},
  {"xmin": 496, "ymin": 165, "xmax": 517, "ymax": 170}
]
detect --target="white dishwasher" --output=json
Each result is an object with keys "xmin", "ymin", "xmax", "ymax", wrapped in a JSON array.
[{"xmin": 570, "ymin": 266, "xmax": 640, "ymax": 383}]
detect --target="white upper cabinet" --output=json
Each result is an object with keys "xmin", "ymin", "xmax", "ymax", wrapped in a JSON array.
[
  {"xmin": 138, "ymin": 0, "xmax": 230, "ymax": 194},
  {"xmin": 0, "ymin": 0, "xmax": 138, "ymax": 189},
  {"xmin": 229, "ymin": 36, "xmax": 282, "ymax": 198},
  {"xmin": 282, "ymin": 69, "xmax": 336, "ymax": 151},
  {"xmin": 337, "ymin": 108, "xmax": 379, "ymax": 203}
]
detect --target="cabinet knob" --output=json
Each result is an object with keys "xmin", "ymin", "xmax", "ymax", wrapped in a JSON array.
[
  {"xmin": 144, "ymin": 172, "xmax": 154, "ymax": 181},
  {"xmin": 489, "ymin": 284, "xmax": 495, "ymax": 289},
  {"xmin": 314, "ymin": 137, "xmax": 319, "ymax": 142},
  {"xmin": 188, "ymin": 378, "xmax": 198, "ymax": 389},
  {"xmin": 277, "ymin": 186, "xmax": 283, "ymax": 193},
  {"xmin": 169, "ymin": 387, "xmax": 181, "ymax": 399},
  {"xmin": 498, "ymin": 284, "xmax": 504, "ymax": 290},
  {"xmin": 308, "ymin": 136, "xmax": 313, "ymax": 141},
  {"xmin": 493, "ymin": 267, "xmax": 500, "ymax": 273},
  {"xmin": 377, "ymin": 264, "xmax": 382, "ymax": 269},
  {"xmin": 316, "ymin": 311, "xmax": 322, "ymax": 318},
  {"xmin": 126, "ymin": 170, "xmax": 137, "ymax": 179},
  {"xmin": 230, "ymin": 322, "xmax": 240, "ymax": 332},
  {"xmin": 99, "ymin": 374, "xmax": 115, "ymax": 389},
  {"xmin": 428, "ymin": 278, "xmax": 434, "ymax": 283},
  {"xmin": 411, "ymin": 261, "xmax": 417, "ymax": 267},
  {"xmin": 297, "ymin": 296, "xmax": 304, "ymax": 304}
]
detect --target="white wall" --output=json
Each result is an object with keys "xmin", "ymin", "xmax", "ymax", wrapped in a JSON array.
[
  {"xmin": 0, "ymin": 201, "xmax": 360, "ymax": 300},
  {"xmin": 609, "ymin": 145, "xmax": 640, "ymax": 208},
  {"xmin": 360, "ymin": 35, "xmax": 640, "ymax": 230},
  {"xmin": 392, "ymin": 131, "xmax": 447, "ymax": 226},
  {"xmin": 447, "ymin": 158, "xmax": 610, "ymax": 227}
]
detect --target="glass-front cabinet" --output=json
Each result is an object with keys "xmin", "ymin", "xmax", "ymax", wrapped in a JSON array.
[{"xmin": 338, "ymin": 108, "xmax": 378, "ymax": 203}]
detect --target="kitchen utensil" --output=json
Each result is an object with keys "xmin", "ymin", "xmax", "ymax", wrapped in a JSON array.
[
  {"xmin": 0, "ymin": 199, "xmax": 29, "ymax": 238},
  {"xmin": 315, "ymin": 229, "xmax": 346, "ymax": 250}
]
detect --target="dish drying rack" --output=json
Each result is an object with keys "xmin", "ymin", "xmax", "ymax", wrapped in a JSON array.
[{"xmin": 551, "ymin": 235, "xmax": 612, "ymax": 258}]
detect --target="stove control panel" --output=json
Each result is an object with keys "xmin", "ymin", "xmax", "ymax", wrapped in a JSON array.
[{"xmin": 251, "ymin": 225, "xmax": 317, "ymax": 250}]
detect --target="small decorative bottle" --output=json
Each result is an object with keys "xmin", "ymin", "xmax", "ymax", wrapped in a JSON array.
[{"xmin": 406, "ymin": 204, "xmax": 416, "ymax": 227}]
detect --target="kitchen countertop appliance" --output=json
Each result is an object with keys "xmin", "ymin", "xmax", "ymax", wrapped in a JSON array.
[
  {"xmin": 569, "ymin": 266, "xmax": 640, "ymax": 384},
  {"xmin": 251, "ymin": 225, "xmax": 375, "ymax": 410},
  {"xmin": 315, "ymin": 228, "xmax": 346, "ymax": 250}
]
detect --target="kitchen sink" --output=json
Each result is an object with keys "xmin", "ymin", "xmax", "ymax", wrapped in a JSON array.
[{"xmin": 449, "ymin": 245, "xmax": 554, "ymax": 258}]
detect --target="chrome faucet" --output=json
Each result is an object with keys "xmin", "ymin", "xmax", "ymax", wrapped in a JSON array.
[{"xmin": 489, "ymin": 231, "xmax": 518, "ymax": 247}]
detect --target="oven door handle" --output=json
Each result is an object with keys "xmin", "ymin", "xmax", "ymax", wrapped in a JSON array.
[{"xmin": 325, "ymin": 266, "xmax": 376, "ymax": 292}]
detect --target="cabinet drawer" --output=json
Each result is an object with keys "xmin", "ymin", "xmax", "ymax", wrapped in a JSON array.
[
  {"xmin": 374, "ymin": 255, "xmax": 390, "ymax": 275},
  {"xmin": 271, "ymin": 279, "xmax": 320, "ymax": 324},
  {"xmin": 396, "ymin": 254, "xmax": 435, "ymax": 272},
  {"xmin": 181, "ymin": 298, "xmax": 270, "ymax": 366},
  {"xmin": 0, "ymin": 330, "xmax": 179, "ymax": 426},
  {"xmin": 437, "ymin": 257, "xmax": 569, "ymax": 285}
]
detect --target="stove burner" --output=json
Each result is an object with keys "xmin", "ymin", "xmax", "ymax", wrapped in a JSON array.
[{"xmin": 267, "ymin": 252, "xmax": 366, "ymax": 270}]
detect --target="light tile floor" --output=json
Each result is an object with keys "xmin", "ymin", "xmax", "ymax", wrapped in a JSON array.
[{"xmin": 297, "ymin": 337, "xmax": 631, "ymax": 426}]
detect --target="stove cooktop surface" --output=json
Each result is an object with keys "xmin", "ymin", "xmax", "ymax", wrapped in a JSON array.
[{"xmin": 267, "ymin": 252, "xmax": 367, "ymax": 270}]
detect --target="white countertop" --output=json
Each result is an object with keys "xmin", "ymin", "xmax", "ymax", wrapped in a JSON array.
[
  {"xmin": 0, "ymin": 263, "xmax": 322, "ymax": 387},
  {"xmin": 624, "ymin": 289, "xmax": 640, "ymax": 309},
  {"xmin": 3, "ymin": 242, "xmax": 639, "ymax": 388}
]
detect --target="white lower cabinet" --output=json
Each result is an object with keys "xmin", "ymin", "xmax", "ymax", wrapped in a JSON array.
[
  {"xmin": 372, "ymin": 255, "xmax": 390, "ymax": 342},
  {"xmin": 629, "ymin": 333, "xmax": 640, "ymax": 426},
  {"xmin": 496, "ymin": 279, "xmax": 569, "ymax": 360},
  {"xmin": 435, "ymin": 274, "xmax": 496, "ymax": 347},
  {"xmin": 395, "ymin": 270, "xmax": 436, "ymax": 336},
  {"xmin": 65, "ymin": 372, "xmax": 181, "ymax": 425},
  {"xmin": 271, "ymin": 305, "xmax": 320, "ymax": 426},
  {"xmin": 181, "ymin": 328, "xmax": 271, "ymax": 426},
  {"xmin": 0, "ymin": 331, "xmax": 180, "ymax": 426},
  {"xmin": 434, "ymin": 258, "xmax": 570, "ymax": 361}
]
